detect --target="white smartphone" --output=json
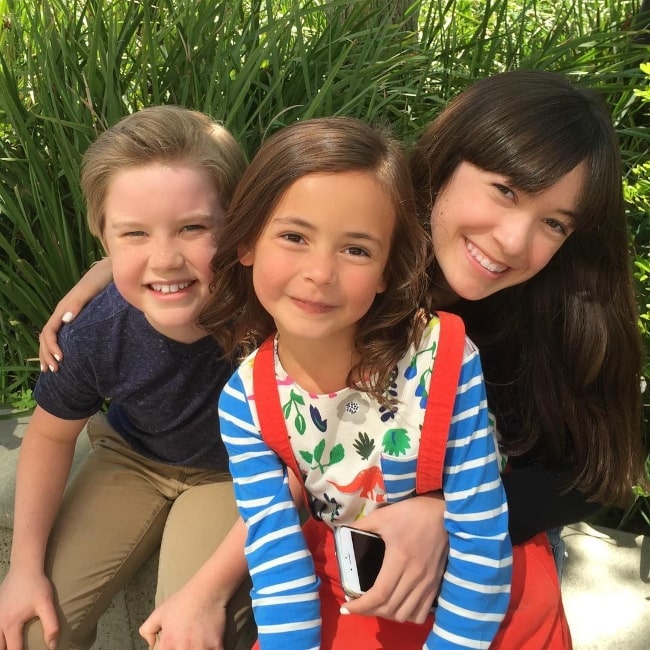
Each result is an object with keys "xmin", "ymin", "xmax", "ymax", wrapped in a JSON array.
[{"xmin": 334, "ymin": 525, "xmax": 385, "ymax": 598}]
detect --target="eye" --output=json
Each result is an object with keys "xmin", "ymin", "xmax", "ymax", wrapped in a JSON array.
[
  {"xmin": 181, "ymin": 224, "xmax": 208, "ymax": 233},
  {"xmin": 281, "ymin": 232, "xmax": 304, "ymax": 244},
  {"xmin": 493, "ymin": 183, "xmax": 515, "ymax": 200},
  {"xmin": 345, "ymin": 246, "xmax": 370, "ymax": 257},
  {"xmin": 544, "ymin": 218, "xmax": 571, "ymax": 237},
  {"xmin": 124, "ymin": 230, "xmax": 147, "ymax": 238}
]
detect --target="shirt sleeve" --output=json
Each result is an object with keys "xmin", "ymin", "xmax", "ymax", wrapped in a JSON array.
[
  {"xmin": 218, "ymin": 371, "xmax": 321, "ymax": 650},
  {"xmin": 33, "ymin": 323, "xmax": 105, "ymax": 419},
  {"xmin": 426, "ymin": 342, "xmax": 513, "ymax": 649}
]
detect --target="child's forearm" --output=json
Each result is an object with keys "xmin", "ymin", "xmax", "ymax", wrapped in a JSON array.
[
  {"xmin": 186, "ymin": 516, "xmax": 249, "ymax": 602},
  {"xmin": 10, "ymin": 410, "xmax": 82, "ymax": 569}
]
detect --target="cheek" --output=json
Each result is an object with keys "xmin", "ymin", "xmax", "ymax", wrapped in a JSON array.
[{"xmin": 529, "ymin": 239, "xmax": 565, "ymax": 276}]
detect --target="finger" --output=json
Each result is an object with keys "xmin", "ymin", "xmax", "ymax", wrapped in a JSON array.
[
  {"xmin": 38, "ymin": 332, "xmax": 61, "ymax": 373},
  {"xmin": 347, "ymin": 508, "xmax": 382, "ymax": 534},
  {"xmin": 36, "ymin": 600, "xmax": 60, "ymax": 650},
  {"xmin": 345, "ymin": 546, "xmax": 423, "ymax": 620},
  {"xmin": 139, "ymin": 618, "xmax": 160, "ymax": 650},
  {"xmin": 3, "ymin": 626, "xmax": 24, "ymax": 650},
  {"xmin": 342, "ymin": 576, "xmax": 394, "ymax": 616}
]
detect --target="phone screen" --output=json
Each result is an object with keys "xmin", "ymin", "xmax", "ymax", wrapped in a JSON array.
[{"xmin": 351, "ymin": 530, "xmax": 385, "ymax": 592}]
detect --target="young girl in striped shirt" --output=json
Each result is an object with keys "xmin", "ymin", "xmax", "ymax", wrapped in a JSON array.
[{"xmin": 199, "ymin": 116, "xmax": 512, "ymax": 650}]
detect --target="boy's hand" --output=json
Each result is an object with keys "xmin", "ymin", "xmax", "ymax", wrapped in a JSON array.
[
  {"xmin": 38, "ymin": 257, "xmax": 113, "ymax": 372},
  {"xmin": 139, "ymin": 583, "xmax": 228, "ymax": 650},
  {"xmin": 340, "ymin": 493, "xmax": 448, "ymax": 624},
  {"xmin": 0, "ymin": 568, "xmax": 59, "ymax": 650}
]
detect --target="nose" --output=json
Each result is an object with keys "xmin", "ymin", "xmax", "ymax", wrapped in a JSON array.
[
  {"xmin": 302, "ymin": 250, "xmax": 336, "ymax": 286},
  {"xmin": 149, "ymin": 237, "xmax": 184, "ymax": 270},
  {"xmin": 491, "ymin": 212, "xmax": 533, "ymax": 260}
]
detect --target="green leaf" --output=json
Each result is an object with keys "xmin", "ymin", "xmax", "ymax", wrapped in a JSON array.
[
  {"xmin": 282, "ymin": 400, "xmax": 292, "ymax": 419},
  {"xmin": 295, "ymin": 411, "xmax": 306, "ymax": 435},
  {"xmin": 328, "ymin": 442, "xmax": 345, "ymax": 466},
  {"xmin": 290, "ymin": 389, "xmax": 305, "ymax": 406},
  {"xmin": 313, "ymin": 438, "xmax": 325, "ymax": 464},
  {"xmin": 382, "ymin": 428, "xmax": 412, "ymax": 456},
  {"xmin": 353, "ymin": 432, "xmax": 375, "ymax": 460},
  {"xmin": 299, "ymin": 450, "xmax": 313, "ymax": 464}
]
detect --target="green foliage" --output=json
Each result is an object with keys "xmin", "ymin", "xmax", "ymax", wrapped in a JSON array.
[
  {"xmin": 621, "ymin": 62, "xmax": 650, "ymax": 535},
  {"xmin": 625, "ymin": 63, "xmax": 650, "ymax": 379},
  {"xmin": 0, "ymin": 0, "xmax": 648, "ymax": 417}
]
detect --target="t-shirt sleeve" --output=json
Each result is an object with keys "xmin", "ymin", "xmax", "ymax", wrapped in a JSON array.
[
  {"xmin": 427, "ymin": 341, "xmax": 512, "ymax": 649},
  {"xmin": 33, "ymin": 323, "xmax": 105, "ymax": 419},
  {"xmin": 218, "ymin": 371, "xmax": 321, "ymax": 650}
]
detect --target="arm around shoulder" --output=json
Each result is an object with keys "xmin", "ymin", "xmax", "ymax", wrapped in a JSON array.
[{"xmin": 39, "ymin": 257, "xmax": 113, "ymax": 372}]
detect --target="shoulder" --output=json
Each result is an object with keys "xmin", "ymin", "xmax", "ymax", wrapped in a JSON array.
[
  {"xmin": 60, "ymin": 283, "xmax": 131, "ymax": 338},
  {"xmin": 219, "ymin": 352, "xmax": 258, "ymax": 409}
]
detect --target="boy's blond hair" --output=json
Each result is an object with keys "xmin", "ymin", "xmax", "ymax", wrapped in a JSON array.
[{"xmin": 82, "ymin": 105, "xmax": 246, "ymax": 241}]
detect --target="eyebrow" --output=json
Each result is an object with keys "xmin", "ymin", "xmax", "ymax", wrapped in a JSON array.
[
  {"xmin": 273, "ymin": 216, "xmax": 386, "ymax": 246},
  {"xmin": 108, "ymin": 213, "xmax": 216, "ymax": 229},
  {"xmin": 557, "ymin": 208, "xmax": 577, "ymax": 221}
]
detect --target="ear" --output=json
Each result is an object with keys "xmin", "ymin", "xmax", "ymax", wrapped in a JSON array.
[
  {"xmin": 238, "ymin": 245, "xmax": 254, "ymax": 267},
  {"xmin": 376, "ymin": 274, "xmax": 388, "ymax": 294}
]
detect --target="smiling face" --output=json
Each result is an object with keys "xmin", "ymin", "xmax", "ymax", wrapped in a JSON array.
[
  {"xmin": 430, "ymin": 161, "xmax": 585, "ymax": 304},
  {"xmin": 239, "ymin": 171, "xmax": 394, "ymax": 352},
  {"xmin": 102, "ymin": 163, "xmax": 221, "ymax": 342}
]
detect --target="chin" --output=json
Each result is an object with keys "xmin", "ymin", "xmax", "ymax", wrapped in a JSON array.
[{"xmin": 453, "ymin": 284, "xmax": 499, "ymax": 302}]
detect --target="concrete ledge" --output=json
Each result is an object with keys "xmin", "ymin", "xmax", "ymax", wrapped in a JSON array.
[{"xmin": 562, "ymin": 521, "xmax": 650, "ymax": 649}]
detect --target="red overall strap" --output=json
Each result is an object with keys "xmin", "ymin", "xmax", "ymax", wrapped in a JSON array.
[
  {"xmin": 253, "ymin": 336, "xmax": 311, "ymax": 509},
  {"xmin": 416, "ymin": 311, "xmax": 466, "ymax": 494}
]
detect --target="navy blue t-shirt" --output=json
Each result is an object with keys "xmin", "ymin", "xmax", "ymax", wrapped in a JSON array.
[{"xmin": 34, "ymin": 283, "xmax": 231, "ymax": 470}]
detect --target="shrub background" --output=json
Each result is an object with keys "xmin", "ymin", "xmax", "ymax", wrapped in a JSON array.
[{"xmin": 0, "ymin": 0, "xmax": 648, "ymax": 525}]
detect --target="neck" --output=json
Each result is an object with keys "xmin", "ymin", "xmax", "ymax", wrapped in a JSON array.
[
  {"xmin": 430, "ymin": 268, "xmax": 459, "ymax": 309},
  {"xmin": 276, "ymin": 333, "xmax": 358, "ymax": 395}
]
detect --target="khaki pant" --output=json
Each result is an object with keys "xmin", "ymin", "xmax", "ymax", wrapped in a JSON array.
[{"xmin": 24, "ymin": 413, "xmax": 253, "ymax": 649}]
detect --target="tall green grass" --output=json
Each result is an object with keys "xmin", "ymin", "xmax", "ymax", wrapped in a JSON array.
[{"xmin": 0, "ymin": 0, "xmax": 648, "ymax": 406}]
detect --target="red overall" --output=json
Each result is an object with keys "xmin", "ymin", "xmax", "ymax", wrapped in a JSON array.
[{"xmin": 251, "ymin": 312, "xmax": 572, "ymax": 649}]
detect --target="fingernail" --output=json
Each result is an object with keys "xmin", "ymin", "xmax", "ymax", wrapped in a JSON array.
[
  {"xmin": 340, "ymin": 606, "xmax": 350, "ymax": 615},
  {"xmin": 49, "ymin": 642, "xmax": 57, "ymax": 650},
  {"xmin": 62, "ymin": 312, "xmax": 74, "ymax": 323},
  {"xmin": 53, "ymin": 354, "xmax": 61, "ymax": 362},
  {"xmin": 40, "ymin": 364, "xmax": 45, "ymax": 372},
  {"xmin": 49, "ymin": 365, "xmax": 55, "ymax": 372}
]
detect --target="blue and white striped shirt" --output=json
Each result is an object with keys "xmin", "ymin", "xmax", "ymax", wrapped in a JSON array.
[{"xmin": 220, "ymin": 317, "xmax": 512, "ymax": 649}]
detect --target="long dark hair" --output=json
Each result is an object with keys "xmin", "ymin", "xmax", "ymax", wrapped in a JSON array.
[{"xmin": 411, "ymin": 70, "xmax": 645, "ymax": 505}]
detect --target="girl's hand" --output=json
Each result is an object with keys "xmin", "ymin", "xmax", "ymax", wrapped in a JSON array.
[
  {"xmin": 0, "ymin": 568, "xmax": 59, "ymax": 650},
  {"xmin": 140, "ymin": 516, "xmax": 250, "ymax": 650},
  {"xmin": 139, "ymin": 583, "xmax": 228, "ymax": 650},
  {"xmin": 341, "ymin": 493, "xmax": 448, "ymax": 624},
  {"xmin": 38, "ymin": 258, "xmax": 113, "ymax": 372}
]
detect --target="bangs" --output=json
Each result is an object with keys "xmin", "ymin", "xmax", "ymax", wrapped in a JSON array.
[{"xmin": 462, "ymin": 105, "xmax": 592, "ymax": 193}]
